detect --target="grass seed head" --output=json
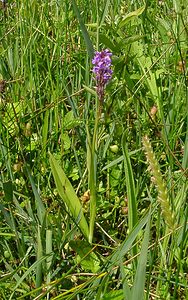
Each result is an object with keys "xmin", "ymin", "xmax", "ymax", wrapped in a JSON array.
[{"xmin": 142, "ymin": 135, "xmax": 176, "ymax": 230}]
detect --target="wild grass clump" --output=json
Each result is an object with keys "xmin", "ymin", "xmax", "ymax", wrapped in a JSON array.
[{"xmin": 0, "ymin": 1, "xmax": 187, "ymax": 299}]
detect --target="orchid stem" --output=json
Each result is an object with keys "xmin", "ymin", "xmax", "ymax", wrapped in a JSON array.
[{"xmin": 88, "ymin": 96, "xmax": 100, "ymax": 244}]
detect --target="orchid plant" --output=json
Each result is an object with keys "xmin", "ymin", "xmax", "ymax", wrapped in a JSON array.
[{"xmin": 87, "ymin": 49, "xmax": 113, "ymax": 243}]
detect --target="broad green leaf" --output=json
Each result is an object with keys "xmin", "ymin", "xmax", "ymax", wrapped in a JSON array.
[
  {"xmin": 130, "ymin": 41, "xmax": 144, "ymax": 59},
  {"xmin": 110, "ymin": 168, "xmax": 121, "ymax": 187},
  {"xmin": 157, "ymin": 18, "xmax": 171, "ymax": 32},
  {"xmin": 64, "ymin": 111, "xmax": 74, "ymax": 129},
  {"xmin": 99, "ymin": 34, "xmax": 117, "ymax": 52},
  {"xmin": 64, "ymin": 110, "xmax": 81, "ymax": 130},
  {"xmin": 118, "ymin": 5, "xmax": 146, "ymax": 28},
  {"xmin": 49, "ymin": 153, "xmax": 89, "ymax": 240},
  {"xmin": 117, "ymin": 34, "xmax": 146, "ymax": 51},
  {"xmin": 61, "ymin": 132, "xmax": 71, "ymax": 151},
  {"xmin": 89, "ymin": 32, "xmax": 117, "ymax": 52},
  {"xmin": 70, "ymin": 240, "xmax": 100, "ymax": 273}
]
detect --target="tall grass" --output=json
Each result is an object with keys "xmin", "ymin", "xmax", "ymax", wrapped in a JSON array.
[{"xmin": 0, "ymin": 0, "xmax": 187, "ymax": 299}]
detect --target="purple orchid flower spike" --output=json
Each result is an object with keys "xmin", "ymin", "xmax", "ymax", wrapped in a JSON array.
[{"xmin": 92, "ymin": 49, "xmax": 113, "ymax": 104}]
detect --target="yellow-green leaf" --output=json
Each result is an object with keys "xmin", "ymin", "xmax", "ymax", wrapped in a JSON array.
[{"xmin": 118, "ymin": 5, "xmax": 146, "ymax": 28}]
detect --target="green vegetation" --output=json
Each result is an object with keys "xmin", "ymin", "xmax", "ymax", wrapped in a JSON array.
[{"xmin": 0, "ymin": 0, "xmax": 187, "ymax": 299}]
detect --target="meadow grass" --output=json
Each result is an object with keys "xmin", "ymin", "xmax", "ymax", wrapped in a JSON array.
[{"xmin": 0, "ymin": 0, "xmax": 187, "ymax": 299}]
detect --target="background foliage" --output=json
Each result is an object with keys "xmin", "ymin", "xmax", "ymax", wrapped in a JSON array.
[{"xmin": 0, "ymin": 0, "xmax": 187, "ymax": 299}]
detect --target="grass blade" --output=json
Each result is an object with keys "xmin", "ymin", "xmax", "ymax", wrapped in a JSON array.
[
  {"xmin": 46, "ymin": 229, "xmax": 52, "ymax": 300},
  {"xmin": 120, "ymin": 259, "xmax": 131, "ymax": 300},
  {"xmin": 72, "ymin": 0, "xmax": 94, "ymax": 58},
  {"xmin": 42, "ymin": 110, "xmax": 49, "ymax": 160},
  {"xmin": 108, "ymin": 210, "xmax": 149, "ymax": 268},
  {"xmin": 26, "ymin": 166, "xmax": 46, "ymax": 225},
  {"xmin": 99, "ymin": 0, "xmax": 111, "ymax": 27},
  {"xmin": 131, "ymin": 209, "xmax": 151, "ymax": 300},
  {"xmin": 91, "ymin": 211, "xmax": 150, "ymax": 297},
  {"xmin": 36, "ymin": 226, "xmax": 43, "ymax": 295},
  {"xmin": 182, "ymin": 133, "xmax": 188, "ymax": 170},
  {"xmin": 122, "ymin": 133, "xmax": 138, "ymax": 232}
]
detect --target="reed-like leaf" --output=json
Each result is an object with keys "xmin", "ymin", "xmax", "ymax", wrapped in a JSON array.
[
  {"xmin": 42, "ymin": 110, "xmax": 49, "ymax": 159},
  {"xmin": 46, "ymin": 229, "xmax": 52, "ymax": 300},
  {"xmin": 99, "ymin": 0, "xmax": 111, "ymax": 27},
  {"xmin": 72, "ymin": 0, "xmax": 94, "ymax": 59},
  {"xmin": 120, "ymin": 259, "xmax": 131, "ymax": 300},
  {"xmin": 36, "ymin": 226, "xmax": 43, "ymax": 295},
  {"xmin": 122, "ymin": 133, "xmax": 138, "ymax": 232},
  {"xmin": 107, "ymin": 210, "xmax": 149, "ymax": 269},
  {"xmin": 26, "ymin": 166, "xmax": 46, "ymax": 225},
  {"xmin": 131, "ymin": 209, "xmax": 151, "ymax": 300}
]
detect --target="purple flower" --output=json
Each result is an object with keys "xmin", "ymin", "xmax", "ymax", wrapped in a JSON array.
[{"xmin": 92, "ymin": 49, "xmax": 113, "ymax": 101}]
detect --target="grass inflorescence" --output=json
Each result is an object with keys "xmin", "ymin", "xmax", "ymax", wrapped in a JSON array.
[{"xmin": 142, "ymin": 135, "xmax": 176, "ymax": 230}]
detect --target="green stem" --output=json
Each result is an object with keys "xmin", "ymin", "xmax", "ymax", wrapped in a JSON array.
[
  {"xmin": 88, "ymin": 0, "xmax": 100, "ymax": 244},
  {"xmin": 88, "ymin": 97, "xmax": 100, "ymax": 244}
]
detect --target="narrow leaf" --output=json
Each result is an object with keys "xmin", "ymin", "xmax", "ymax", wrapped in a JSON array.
[
  {"xmin": 36, "ymin": 226, "xmax": 43, "ymax": 295},
  {"xmin": 72, "ymin": 0, "xmax": 94, "ymax": 58},
  {"xmin": 46, "ymin": 229, "xmax": 53, "ymax": 300},
  {"xmin": 122, "ymin": 133, "xmax": 138, "ymax": 231},
  {"xmin": 131, "ymin": 210, "xmax": 151, "ymax": 300},
  {"xmin": 108, "ymin": 210, "xmax": 149, "ymax": 267},
  {"xmin": 42, "ymin": 110, "xmax": 49, "ymax": 159},
  {"xmin": 26, "ymin": 166, "xmax": 46, "ymax": 225},
  {"xmin": 102, "ymin": 149, "xmax": 141, "ymax": 171},
  {"xmin": 182, "ymin": 132, "xmax": 188, "ymax": 169},
  {"xmin": 120, "ymin": 259, "xmax": 131, "ymax": 300},
  {"xmin": 83, "ymin": 84, "xmax": 97, "ymax": 96},
  {"xmin": 99, "ymin": 0, "xmax": 111, "ymax": 27}
]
